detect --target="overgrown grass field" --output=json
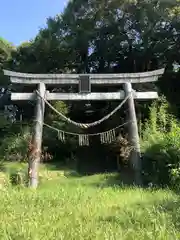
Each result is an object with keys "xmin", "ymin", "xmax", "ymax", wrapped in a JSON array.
[{"xmin": 0, "ymin": 163, "xmax": 180, "ymax": 239}]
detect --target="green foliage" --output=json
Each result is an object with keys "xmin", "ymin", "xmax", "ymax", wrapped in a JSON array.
[
  {"xmin": 43, "ymin": 99, "xmax": 78, "ymax": 163},
  {"xmin": 46, "ymin": 100, "xmax": 69, "ymax": 123},
  {"xmin": 9, "ymin": 169, "xmax": 28, "ymax": 186},
  {"xmin": 0, "ymin": 113, "xmax": 11, "ymax": 129},
  {"xmin": 0, "ymin": 37, "xmax": 15, "ymax": 85},
  {"xmin": 0, "ymin": 37, "xmax": 14, "ymax": 64},
  {"xmin": 141, "ymin": 97, "xmax": 180, "ymax": 187},
  {"xmin": 0, "ymin": 124, "xmax": 31, "ymax": 162}
]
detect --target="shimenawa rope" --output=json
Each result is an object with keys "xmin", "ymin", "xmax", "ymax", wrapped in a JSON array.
[
  {"xmin": 39, "ymin": 120, "xmax": 131, "ymax": 146},
  {"xmin": 36, "ymin": 90, "xmax": 131, "ymax": 129},
  {"xmin": 42, "ymin": 120, "xmax": 131, "ymax": 137}
]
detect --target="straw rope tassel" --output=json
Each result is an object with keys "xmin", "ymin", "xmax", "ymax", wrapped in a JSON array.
[
  {"xmin": 107, "ymin": 131, "xmax": 111, "ymax": 143},
  {"xmin": 109, "ymin": 130, "xmax": 112, "ymax": 143},
  {"xmin": 41, "ymin": 120, "xmax": 130, "ymax": 146},
  {"xmin": 112, "ymin": 129, "xmax": 116, "ymax": 141},
  {"xmin": 58, "ymin": 131, "xmax": 65, "ymax": 142},
  {"xmin": 105, "ymin": 133, "xmax": 107, "ymax": 143},
  {"xmin": 78, "ymin": 135, "xmax": 90, "ymax": 146},
  {"xmin": 86, "ymin": 135, "xmax": 89, "ymax": 146},
  {"xmin": 100, "ymin": 132, "xmax": 103, "ymax": 144},
  {"xmin": 62, "ymin": 131, "xmax": 65, "ymax": 142},
  {"xmin": 100, "ymin": 129, "xmax": 116, "ymax": 144},
  {"xmin": 58, "ymin": 131, "xmax": 61, "ymax": 141},
  {"xmin": 104, "ymin": 132, "xmax": 107, "ymax": 143},
  {"xmin": 79, "ymin": 135, "xmax": 82, "ymax": 146}
]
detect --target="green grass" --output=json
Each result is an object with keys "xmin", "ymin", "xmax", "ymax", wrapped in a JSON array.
[{"xmin": 0, "ymin": 163, "xmax": 180, "ymax": 239}]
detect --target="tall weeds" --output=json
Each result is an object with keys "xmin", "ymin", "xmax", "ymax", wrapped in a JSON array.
[
  {"xmin": 140, "ymin": 97, "xmax": 180, "ymax": 187},
  {"xmin": 0, "ymin": 124, "xmax": 31, "ymax": 162}
]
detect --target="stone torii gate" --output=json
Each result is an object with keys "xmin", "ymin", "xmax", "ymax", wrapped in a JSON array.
[{"xmin": 4, "ymin": 68, "xmax": 164, "ymax": 188}]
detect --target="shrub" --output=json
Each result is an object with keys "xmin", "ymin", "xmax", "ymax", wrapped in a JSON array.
[
  {"xmin": 140, "ymin": 97, "xmax": 180, "ymax": 187},
  {"xmin": 9, "ymin": 169, "xmax": 28, "ymax": 186},
  {"xmin": 0, "ymin": 123, "xmax": 31, "ymax": 162}
]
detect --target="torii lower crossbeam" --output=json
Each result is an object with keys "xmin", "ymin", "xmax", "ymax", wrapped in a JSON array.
[{"xmin": 11, "ymin": 91, "xmax": 158, "ymax": 101}]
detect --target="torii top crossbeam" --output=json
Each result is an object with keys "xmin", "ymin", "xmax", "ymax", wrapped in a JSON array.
[{"xmin": 3, "ymin": 68, "xmax": 164, "ymax": 85}]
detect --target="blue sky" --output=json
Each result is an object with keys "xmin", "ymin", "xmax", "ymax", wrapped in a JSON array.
[{"xmin": 0, "ymin": 0, "xmax": 67, "ymax": 46}]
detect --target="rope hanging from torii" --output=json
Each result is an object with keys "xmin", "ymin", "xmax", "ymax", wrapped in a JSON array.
[
  {"xmin": 36, "ymin": 90, "xmax": 131, "ymax": 129},
  {"xmin": 41, "ymin": 121, "xmax": 131, "ymax": 146}
]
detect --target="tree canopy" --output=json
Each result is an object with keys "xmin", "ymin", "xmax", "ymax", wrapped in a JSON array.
[{"xmin": 2, "ymin": 0, "xmax": 179, "ymax": 75}]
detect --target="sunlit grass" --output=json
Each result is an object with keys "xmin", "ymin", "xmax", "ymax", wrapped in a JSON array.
[{"xmin": 0, "ymin": 163, "xmax": 180, "ymax": 239}]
